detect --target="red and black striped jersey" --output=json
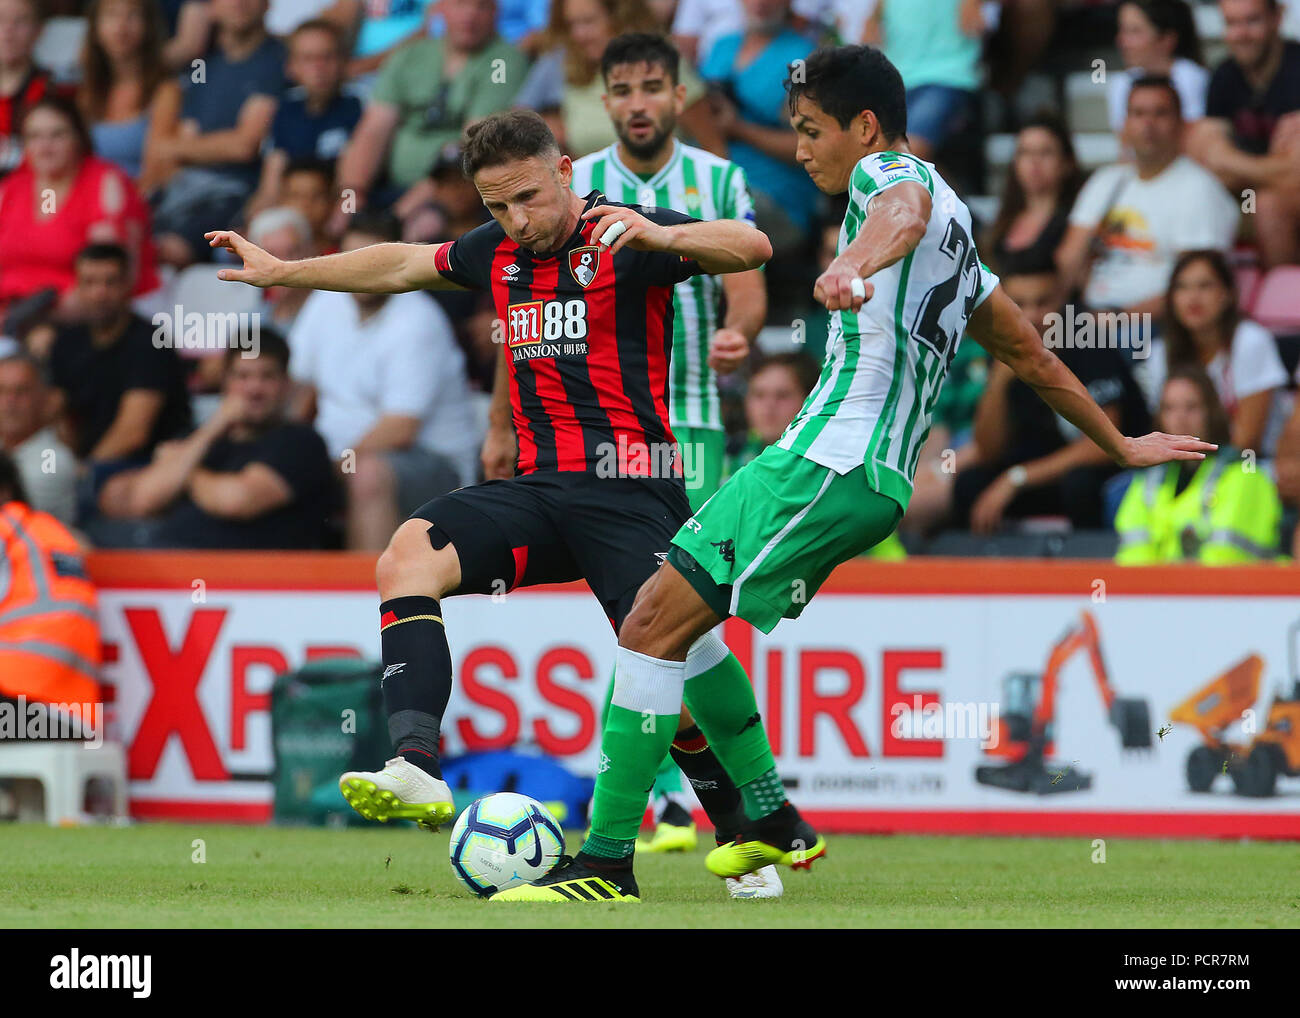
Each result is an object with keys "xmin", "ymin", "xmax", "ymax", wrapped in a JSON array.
[{"xmin": 433, "ymin": 190, "xmax": 703, "ymax": 477}]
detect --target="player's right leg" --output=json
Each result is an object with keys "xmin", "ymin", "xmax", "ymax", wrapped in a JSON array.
[
  {"xmin": 338, "ymin": 518, "xmax": 462, "ymax": 829},
  {"xmin": 341, "ymin": 478, "xmax": 577, "ymax": 830}
]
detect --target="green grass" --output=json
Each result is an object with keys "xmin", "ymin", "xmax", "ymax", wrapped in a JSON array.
[{"xmin": 1, "ymin": 823, "xmax": 1297, "ymax": 928}]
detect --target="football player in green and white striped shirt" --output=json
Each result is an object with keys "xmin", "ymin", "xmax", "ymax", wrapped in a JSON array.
[
  {"xmin": 498, "ymin": 46, "xmax": 1218, "ymax": 900},
  {"xmin": 573, "ymin": 33, "xmax": 774, "ymax": 895},
  {"xmin": 570, "ymin": 34, "xmax": 766, "ymax": 512}
]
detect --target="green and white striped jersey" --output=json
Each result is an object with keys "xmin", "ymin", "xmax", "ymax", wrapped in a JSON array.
[
  {"xmin": 777, "ymin": 151, "xmax": 1000, "ymax": 510},
  {"xmin": 570, "ymin": 139, "xmax": 756, "ymax": 432}
]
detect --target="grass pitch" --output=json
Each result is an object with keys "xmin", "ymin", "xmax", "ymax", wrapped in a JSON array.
[{"xmin": 1, "ymin": 823, "xmax": 1296, "ymax": 928}]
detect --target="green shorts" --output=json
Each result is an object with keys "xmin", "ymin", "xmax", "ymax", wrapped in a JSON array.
[
  {"xmin": 669, "ymin": 444, "xmax": 903, "ymax": 634},
  {"xmin": 676, "ymin": 425, "xmax": 726, "ymax": 513}
]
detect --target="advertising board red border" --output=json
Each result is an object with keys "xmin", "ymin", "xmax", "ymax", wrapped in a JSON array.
[{"xmin": 88, "ymin": 553, "xmax": 1300, "ymax": 838}]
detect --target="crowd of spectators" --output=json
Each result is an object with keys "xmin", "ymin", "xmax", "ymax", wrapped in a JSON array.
[{"xmin": 0, "ymin": 0, "xmax": 1297, "ymax": 563}]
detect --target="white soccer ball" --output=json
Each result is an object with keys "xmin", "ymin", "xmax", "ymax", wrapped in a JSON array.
[{"xmin": 448, "ymin": 792, "xmax": 566, "ymax": 896}]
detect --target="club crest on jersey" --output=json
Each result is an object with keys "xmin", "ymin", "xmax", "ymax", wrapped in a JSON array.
[{"xmin": 569, "ymin": 245, "xmax": 601, "ymax": 288}]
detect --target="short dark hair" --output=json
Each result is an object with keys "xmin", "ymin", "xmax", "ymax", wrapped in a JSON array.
[
  {"xmin": 76, "ymin": 242, "xmax": 130, "ymax": 273},
  {"xmin": 787, "ymin": 45, "xmax": 907, "ymax": 138},
  {"xmin": 601, "ymin": 32, "xmax": 681, "ymax": 86},
  {"xmin": 1128, "ymin": 74, "xmax": 1183, "ymax": 117},
  {"xmin": 283, "ymin": 156, "xmax": 333, "ymax": 186},
  {"xmin": 21, "ymin": 94, "xmax": 93, "ymax": 154},
  {"xmin": 290, "ymin": 17, "xmax": 344, "ymax": 50},
  {"xmin": 224, "ymin": 327, "xmax": 291, "ymax": 373},
  {"xmin": 751, "ymin": 352, "xmax": 822, "ymax": 399},
  {"xmin": 1123, "ymin": 1, "xmax": 1204, "ymax": 66},
  {"xmin": 0, "ymin": 452, "xmax": 29, "ymax": 506},
  {"xmin": 343, "ymin": 210, "xmax": 402, "ymax": 244},
  {"xmin": 461, "ymin": 110, "xmax": 560, "ymax": 177}
]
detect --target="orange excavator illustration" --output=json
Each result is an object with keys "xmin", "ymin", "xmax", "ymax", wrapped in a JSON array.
[
  {"xmin": 975, "ymin": 610, "xmax": 1153, "ymax": 794},
  {"xmin": 1170, "ymin": 620, "xmax": 1300, "ymax": 797}
]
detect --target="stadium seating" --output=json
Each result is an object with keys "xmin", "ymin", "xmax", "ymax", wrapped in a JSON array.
[{"xmin": 1252, "ymin": 267, "xmax": 1300, "ymax": 334}]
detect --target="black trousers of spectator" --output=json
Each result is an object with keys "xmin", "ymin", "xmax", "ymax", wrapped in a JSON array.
[{"xmin": 952, "ymin": 461, "xmax": 1118, "ymax": 530}]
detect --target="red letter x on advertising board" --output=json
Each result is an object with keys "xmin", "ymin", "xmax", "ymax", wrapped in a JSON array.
[{"xmin": 126, "ymin": 608, "xmax": 228, "ymax": 781}]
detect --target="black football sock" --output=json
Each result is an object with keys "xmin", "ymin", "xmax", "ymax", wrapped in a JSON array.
[
  {"xmin": 658, "ymin": 800, "xmax": 693, "ymax": 828},
  {"xmin": 573, "ymin": 851, "xmax": 634, "ymax": 873},
  {"xmin": 670, "ymin": 724, "xmax": 746, "ymax": 843},
  {"xmin": 379, "ymin": 595, "xmax": 452, "ymax": 779}
]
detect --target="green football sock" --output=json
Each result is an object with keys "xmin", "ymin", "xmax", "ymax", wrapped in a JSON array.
[
  {"xmin": 602, "ymin": 665, "xmax": 684, "ymax": 806},
  {"xmin": 682, "ymin": 648, "xmax": 782, "ymax": 815},
  {"xmin": 738, "ymin": 767, "xmax": 787, "ymax": 820},
  {"xmin": 584, "ymin": 649, "xmax": 683, "ymax": 858}
]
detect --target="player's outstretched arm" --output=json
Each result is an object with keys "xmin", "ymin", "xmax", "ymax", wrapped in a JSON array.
[
  {"xmin": 581, "ymin": 205, "xmax": 771, "ymax": 274},
  {"xmin": 204, "ymin": 230, "xmax": 461, "ymax": 293},
  {"xmin": 968, "ymin": 285, "xmax": 1217, "ymax": 469}
]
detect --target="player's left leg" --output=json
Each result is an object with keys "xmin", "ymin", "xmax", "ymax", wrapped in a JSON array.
[
  {"xmin": 639, "ymin": 425, "xmax": 733, "ymax": 854},
  {"xmin": 595, "ymin": 676, "xmax": 698, "ymax": 854},
  {"xmin": 616, "ymin": 564, "xmax": 828, "ymax": 880},
  {"xmin": 664, "ymin": 445, "xmax": 903, "ymax": 878},
  {"xmin": 492, "ymin": 472, "xmax": 744, "ymax": 902}
]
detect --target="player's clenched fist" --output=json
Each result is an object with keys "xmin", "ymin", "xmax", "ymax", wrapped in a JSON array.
[
  {"xmin": 581, "ymin": 205, "xmax": 668, "ymax": 255},
  {"xmin": 708, "ymin": 328, "xmax": 749, "ymax": 374},
  {"xmin": 480, "ymin": 425, "xmax": 517, "ymax": 481},
  {"xmin": 814, "ymin": 256, "xmax": 873, "ymax": 312},
  {"xmin": 205, "ymin": 230, "xmax": 282, "ymax": 288}
]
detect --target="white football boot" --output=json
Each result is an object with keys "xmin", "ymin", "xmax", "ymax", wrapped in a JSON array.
[
  {"xmin": 726, "ymin": 864, "xmax": 784, "ymax": 899},
  {"xmin": 339, "ymin": 757, "xmax": 455, "ymax": 830}
]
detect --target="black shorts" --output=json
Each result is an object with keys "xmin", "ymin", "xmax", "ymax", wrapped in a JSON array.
[{"xmin": 410, "ymin": 472, "xmax": 690, "ymax": 629}]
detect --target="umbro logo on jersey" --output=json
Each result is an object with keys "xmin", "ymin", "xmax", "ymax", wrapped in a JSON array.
[
  {"xmin": 654, "ymin": 551, "xmax": 668, "ymax": 565},
  {"xmin": 501, "ymin": 263, "xmax": 520, "ymax": 281}
]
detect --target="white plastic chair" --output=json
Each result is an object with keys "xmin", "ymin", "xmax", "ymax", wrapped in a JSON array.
[{"xmin": 0, "ymin": 741, "xmax": 129, "ymax": 825}]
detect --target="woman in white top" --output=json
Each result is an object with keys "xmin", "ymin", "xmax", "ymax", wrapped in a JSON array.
[
  {"xmin": 1148, "ymin": 249, "xmax": 1289, "ymax": 458},
  {"xmin": 1107, "ymin": 0, "xmax": 1208, "ymax": 133}
]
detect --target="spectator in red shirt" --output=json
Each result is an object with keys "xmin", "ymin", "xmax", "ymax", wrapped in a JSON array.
[
  {"xmin": 0, "ymin": 0, "xmax": 55, "ymax": 178},
  {"xmin": 0, "ymin": 96, "xmax": 160, "ymax": 319}
]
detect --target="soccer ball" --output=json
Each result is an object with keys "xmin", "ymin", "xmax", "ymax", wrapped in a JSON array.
[{"xmin": 448, "ymin": 792, "xmax": 565, "ymax": 896}]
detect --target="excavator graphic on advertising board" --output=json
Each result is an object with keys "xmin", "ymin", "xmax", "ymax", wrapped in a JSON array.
[
  {"xmin": 1169, "ymin": 619, "xmax": 1300, "ymax": 797},
  {"xmin": 975, "ymin": 610, "xmax": 1153, "ymax": 794}
]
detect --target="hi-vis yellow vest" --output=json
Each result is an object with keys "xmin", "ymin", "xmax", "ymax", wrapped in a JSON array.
[{"xmin": 1114, "ymin": 452, "xmax": 1280, "ymax": 565}]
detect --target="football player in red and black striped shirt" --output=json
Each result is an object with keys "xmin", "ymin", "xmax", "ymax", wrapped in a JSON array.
[{"xmin": 207, "ymin": 110, "xmax": 771, "ymax": 900}]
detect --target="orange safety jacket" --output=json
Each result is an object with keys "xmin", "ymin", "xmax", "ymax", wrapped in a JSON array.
[{"xmin": 0, "ymin": 500, "xmax": 101, "ymax": 706}]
